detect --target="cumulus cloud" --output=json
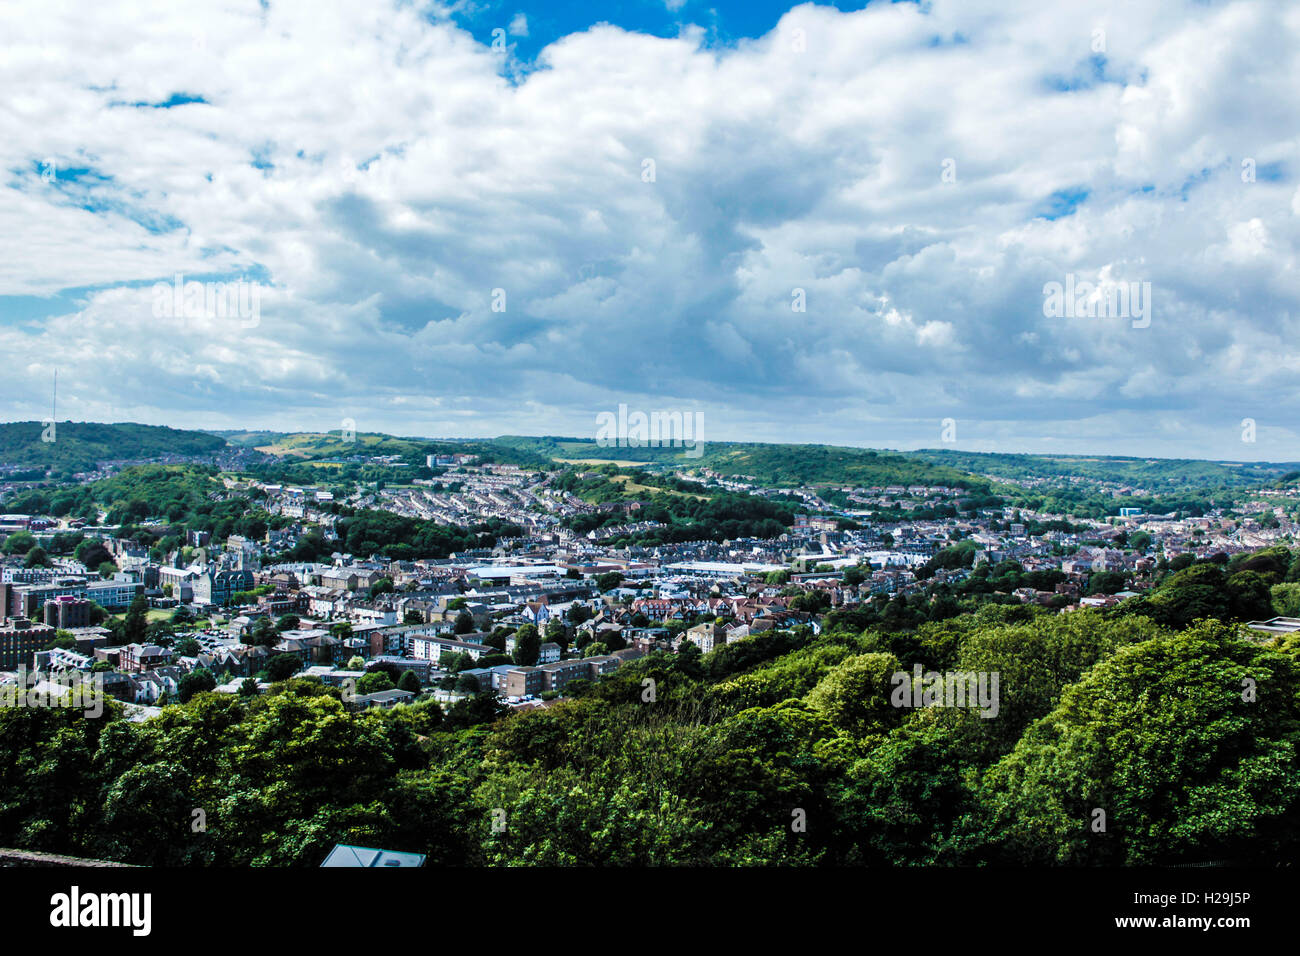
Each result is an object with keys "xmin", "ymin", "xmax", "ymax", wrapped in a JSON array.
[{"xmin": 0, "ymin": 0, "xmax": 1297, "ymax": 461}]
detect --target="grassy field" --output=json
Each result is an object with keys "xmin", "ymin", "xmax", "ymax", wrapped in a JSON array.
[
  {"xmin": 557, "ymin": 457, "xmax": 649, "ymax": 467},
  {"xmin": 110, "ymin": 608, "xmax": 173, "ymax": 623},
  {"xmin": 608, "ymin": 474, "xmax": 708, "ymax": 499},
  {"xmin": 252, "ymin": 431, "xmax": 426, "ymax": 460}
]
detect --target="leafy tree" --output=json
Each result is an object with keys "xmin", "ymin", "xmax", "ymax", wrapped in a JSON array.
[
  {"xmin": 595, "ymin": 572, "xmax": 624, "ymax": 593},
  {"xmin": 1271, "ymin": 582, "xmax": 1300, "ymax": 617},
  {"xmin": 455, "ymin": 673, "xmax": 481, "ymax": 694},
  {"xmin": 545, "ymin": 619, "xmax": 568, "ymax": 653},
  {"xmin": 123, "ymin": 595, "xmax": 149, "ymax": 645},
  {"xmin": 266, "ymin": 654, "xmax": 301, "ymax": 682},
  {"xmin": 790, "ymin": 590, "xmax": 832, "ymax": 614},
  {"xmin": 1229, "ymin": 546, "xmax": 1291, "ymax": 584},
  {"xmin": 177, "ymin": 668, "xmax": 217, "ymax": 703},
  {"xmin": 75, "ymin": 539, "xmax": 113, "ymax": 570},
  {"xmin": 976, "ymin": 621, "xmax": 1300, "ymax": 864},
  {"xmin": 3, "ymin": 531, "xmax": 36, "ymax": 554},
  {"xmin": 514, "ymin": 624, "xmax": 541, "ymax": 666},
  {"xmin": 357, "ymin": 670, "xmax": 394, "ymax": 695},
  {"xmin": 835, "ymin": 714, "xmax": 979, "ymax": 865},
  {"xmin": 245, "ymin": 616, "xmax": 279, "ymax": 648},
  {"xmin": 806, "ymin": 652, "xmax": 903, "ymax": 739},
  {"xmin": 44, "ymin": 630, "xmax": 77, "ymax": 651},
  {"xmin": 1226, "ymin": 570, "xmax": 1273, "ymax": 622},
  {"xmin": 1125, "ymin": 563, "xmax": 1229, "ymax": 628},
  {"xmin": 1086, "ymin": 570, "xmax": 1126, "ymax": 595},
  {"xmin": 443, "ymin": 691, "xmax": 508, "ymax": 730}
]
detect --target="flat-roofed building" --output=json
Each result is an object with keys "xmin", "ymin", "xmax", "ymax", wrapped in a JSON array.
[
  {"xmin": 410, "ymin": 634, "xmax": 493, "ymax": 663},
  {"xmin": 1246, "ymin": 616, "xmax": 1300, "ymax": 637},
  {"xmin": 538, "ymin": 659, "xmax": 590, "ymax": 692},
  {"xmin": 0, "ymin": 618, "xmax": 55, "ymax": 669},
  {"xmin": 44, "ymin": 596, "xmax": 91, "ymax": 630},
  {"xmin": 584, "ymin": 654, "xmax": 620, "ymax": 678},
  {"xmin": 504, "ymin": 666, "xmax": 544, "ymax": 697}
]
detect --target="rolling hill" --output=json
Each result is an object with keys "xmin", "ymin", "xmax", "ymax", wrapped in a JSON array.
[
  {"xmin": 14, "ymin": 421, "xmax": 1291, "ymax": 496},
  {"xmin": 494, "ymin": 436, "xmax": 982, "ymax": 488},
  {"xmin": 0, "ymin": 422, "xmax": 228, "ymax": 472},
  {"xmin": 905, "ymin": 449, "xmax": 1300, "ymax": 489},
  {"xmin": 218, "ymin": 431, "xmax": 549, "ymax": 468}
]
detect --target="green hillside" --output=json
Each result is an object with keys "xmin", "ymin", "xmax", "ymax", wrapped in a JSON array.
[
  {"xmin": 220, "ymin": 431, "xmax": 980, "ymax": 489},
  {"xmin": 494, "ymin": 436, "xmax": 982, "ymax": 488},
  {"xmin": 493, "ymin": 435, "xmax": 675, "ymax": 463},
  {"xmin": 697, "ymin": 443, "xmax": 981, "ymax": 488},
  {"xmin": 907, "ymin": 449, "xmax": 1300, "ymax": 489},
  {"xmin": 240, "ymin": 430, "xmax": 427, "ymax": 460},
  {"xmin": 0, "ymin": 421, "xmax": 227, "ymax": 472}
]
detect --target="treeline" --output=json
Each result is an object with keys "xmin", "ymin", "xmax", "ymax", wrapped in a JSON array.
[
  {"xmin": 1001, "ymin": 485, "xmax": 1231, "ymax": 520},
  {"xmin": 557, "ymin": 466, "xmax": 795, "ymax": 543},
  {"xmin": 702, "ymin": 443, "xmax": 981, "ymax": 489},
  {"xmin": 1120, "ymin": 544, "xmax": 1300, "ymax": 628},
  {"xmin": 335, "ymin": 509, "xmax": 516, "ymax": 560},
  {"xmin": 866, "ymin": 491, "xmax": 1008, "ymax": 524},
  {"xmin": 3, "ymin": 465, "xmax": 280, "ymax": 549},
  {"xmin": 3, "ymin": 604, "xmax": 1296, "ymax": 865},
  {"xmin": 909, "ymin": 448, "xmax": 1292, "ymax": 488},
  {"xmin": 4, "ymin": 465, "xmax": 262, "ymax": 533}
]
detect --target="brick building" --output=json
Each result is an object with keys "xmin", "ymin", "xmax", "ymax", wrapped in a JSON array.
[{"xmin": 0, "ymin": 618, "xmax": 56, "ymax": 669}]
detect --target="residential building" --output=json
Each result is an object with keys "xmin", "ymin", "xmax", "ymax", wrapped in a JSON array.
[{"xmin": 0, "ymin": 618, "xmax": 55, "ymax": 669}]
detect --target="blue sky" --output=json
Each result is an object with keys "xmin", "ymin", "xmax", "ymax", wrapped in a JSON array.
[
  {"xmin": 1, "ymin": 0, "xmax": 1298, "ymax": 461},
  {"xmin": 443, "ymin": 0, "xmax": 874, "ymax": 61}
]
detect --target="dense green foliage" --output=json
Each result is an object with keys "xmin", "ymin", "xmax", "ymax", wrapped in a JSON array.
[
  {"xmin": 1119, "ymin": 560, "xmax": 1277, "ymax": 627},
  {"xmin": 698, "ymin": 443, "xmax": 980, "ymax": 488},
  {"xmin": 3, "ymin": 595, "xmax": 1296, "ymax": 866},
  {"xmin": 495, "ymin": 436, "xmax": 980, "ymax": 488},
  {"xmin": 336, "ymin": 509, "xmax": 510, "ymax": 560},
  {"xmin": 0, "ymin": 421, "xmax": 227, "ymax": 472},
  {"xmin": 5, "ymin": 465, "xmax": 273, "ymax": 542},
  {"xmin": 557, "ymin": 466, "xmax": 796, "ymax": 544}
]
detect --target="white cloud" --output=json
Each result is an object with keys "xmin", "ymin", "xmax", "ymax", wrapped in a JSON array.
[{"xmin": 0, "ymin": 0, "xmax": 1296, "ymax": 460}]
